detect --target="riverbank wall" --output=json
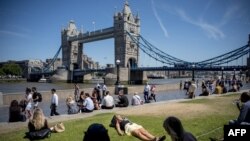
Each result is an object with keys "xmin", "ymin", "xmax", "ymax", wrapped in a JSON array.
[{"xmin": 0, "ymin": 83, "xmax": 179, "ymax": 106}]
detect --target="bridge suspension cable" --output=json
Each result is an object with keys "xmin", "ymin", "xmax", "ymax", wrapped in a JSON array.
[
  {"xmin": 42, "ymin": 46, "xmax": 62, "ymax": 72},
  {"xmin": 126, "ymin": 31, "xmax": 250, "ymax": 67},
  {"xmin": 126, "ymin": 31, "xmax": 190, "ymax": 66}
]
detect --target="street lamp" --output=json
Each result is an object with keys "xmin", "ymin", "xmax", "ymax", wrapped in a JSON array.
[
  {"xmin": 233, "ymin": 68, "xmax": 236, "ymax": 80},
  {"xmin": 221, "ymin": 67, "xmax": 224, "ymax": 80},
  {"xmin": 116, "ymin": 59, "xmax": 120, "ymax": 85},
  {"xmin": 192, "ymin": 64, "xmax": 195, "ymax": 81}
]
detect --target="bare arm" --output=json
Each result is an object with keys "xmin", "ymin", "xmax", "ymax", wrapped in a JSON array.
[{"xmin": 115, "ymin": 121, "xmax": 124, "ymax": 136}]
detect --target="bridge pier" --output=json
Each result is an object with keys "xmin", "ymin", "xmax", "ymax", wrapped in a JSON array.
[{"xmin": 130, "ymin": 70, "xmax": 148, "ymax": 84}]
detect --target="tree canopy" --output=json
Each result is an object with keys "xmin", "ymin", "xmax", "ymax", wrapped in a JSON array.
[{"xmin": 1, "ymin": 63, "xmax": 22, "ymax": 76}]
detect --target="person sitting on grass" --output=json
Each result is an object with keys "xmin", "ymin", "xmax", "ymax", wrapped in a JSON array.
[
  {"xmin": 81, "ymin": 93, "xmax": 94, "ymax": 113},
  {"xmin": 115, "ymin": 90, "xmax": 129, "ymax": 107},
  {"xmin": 83, "ymin": 123, "xmax": 110, "ymax": 141},
  {"xmin": 163, "ymin": 116, "xmax": 197, "ymax": 141},
  {"xmin": 111, "ymin": 114, "xmax": 166, "ymax": 141},
  {"xmin": 101, "ymin": 91, "xmax": 114, "ymax": 109},
  {"xmin": 229, "ymin": 92, "xmax": 250, "ymax": 125},
  {"xmin": 66, "ymin": 96, "xmax": 78, "ymax": 114},
  {"xmin": 28, "ymin": 108, "xmax": 50, "ymax": 132},
  {"xmin": 9, "ymin": 100, "xmax": 26, "ymax": 122},
  {"xmin": 131, "ymin": 92, "xmax": 143, "ymax": 106}
]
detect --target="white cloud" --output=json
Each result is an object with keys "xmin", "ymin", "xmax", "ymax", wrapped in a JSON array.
[
  {"xmin": 0, "ymin": 30, "xmax": 29, "ymax": 38},
  {"xmin": 220, "ymin": 5, "xmax": 239, "ymax": 26},
  {"xmin": 151, "ymin": 0, "xmax": 169, "ymax": 38},
  {"xmin": 176, "ymin": 8, "xmax": 225, "ymax": 39}
]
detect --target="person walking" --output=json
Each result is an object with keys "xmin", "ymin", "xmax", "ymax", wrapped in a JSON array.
[
  {"xmin": 32, "ymin": 87, "xmax": 40, "ymax": 109},
  {"xmin": 74, "ymin": 83, "xmax": 80, "ymax": 102},
  {"xmin": 150, "ymin": 85, "xmax": 157, "ymax": 102},
  {"xmin": 143, "ymin": 82, "xmax": 151, "ymax": 103},
  {"xmin": 50, "ymin": 88, "xmax": 60, "ymax": 116}
]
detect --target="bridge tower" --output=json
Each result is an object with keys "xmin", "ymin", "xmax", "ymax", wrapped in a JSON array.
[
  {"xmin": 114, "ymin": 1, "xmax": 140, "ymax": 68},
  {"xmin": 61, "ymin": 20, "xmax": 83, "ymax": 71}
]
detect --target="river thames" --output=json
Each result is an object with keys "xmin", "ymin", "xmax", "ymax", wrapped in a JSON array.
[{"xmin": 0, "ymin": 78, "xmax": 185, "ymax": 94}]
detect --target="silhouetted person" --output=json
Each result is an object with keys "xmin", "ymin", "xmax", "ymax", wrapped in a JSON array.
[
  {"xmin": 83, "ymin": 123, "xmax": 110, "ymax": 141},
  {"xmin": 163, "ymin": 116, "xmax": 197, "ymax": 141}
]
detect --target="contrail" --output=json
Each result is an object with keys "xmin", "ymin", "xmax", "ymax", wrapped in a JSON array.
[{"xmin": 151, "ymin": 0, "xmax": 169, "ymax": 38}]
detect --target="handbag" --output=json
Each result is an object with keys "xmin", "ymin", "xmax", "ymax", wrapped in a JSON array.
[{"xmin": 25, "ymin": 128, "xmax": 51, "ymax": 140}]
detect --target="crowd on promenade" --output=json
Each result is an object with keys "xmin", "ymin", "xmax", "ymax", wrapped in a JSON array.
[{"xmin": 6, "ymin": 77, "xmax": 250, "ymax": 141}]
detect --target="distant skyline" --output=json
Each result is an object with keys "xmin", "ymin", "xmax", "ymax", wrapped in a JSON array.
[{"xmin": 0, "ymin": 0, "xmax": 250, "ymax": 67}]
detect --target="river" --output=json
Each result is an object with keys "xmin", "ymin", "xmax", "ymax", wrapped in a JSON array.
[{"xmin": 0, "ymin": 78, "xmax": 186, "ymax": 94}]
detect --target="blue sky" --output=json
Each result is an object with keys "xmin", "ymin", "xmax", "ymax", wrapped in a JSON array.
[{"xmin": 0, "ymin": 0, "xmax": 249, "ymax": 67}]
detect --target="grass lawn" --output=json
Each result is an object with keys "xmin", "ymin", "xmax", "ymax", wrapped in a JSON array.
[{"xmin": 0, "ymin": 94, "xmax": 240, "ymax": 141}]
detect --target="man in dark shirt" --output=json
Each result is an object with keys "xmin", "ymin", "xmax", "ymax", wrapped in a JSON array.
[
  {"xmin": 115, "ymin": 90, "xmax": 129, "ymax": 107},
  {"xmin": 229, "ymin": 92, "xmax": 250, "ymax": 125}
]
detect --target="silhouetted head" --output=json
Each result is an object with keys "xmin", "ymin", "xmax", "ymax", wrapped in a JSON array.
[
  {"xmin": 240, "ymin": 92, "xmax": 250, "ymax": 103},
  {"xmin": 83, "ymin": 123, "xmax": 110, "ymax": 141},
  {"xmin": 163, "ymin": 116, "xmax": 185, "ymax": 140},
  {"xmin": 10, "ymin": 100, "xmax": 19, "ymax": 108}
]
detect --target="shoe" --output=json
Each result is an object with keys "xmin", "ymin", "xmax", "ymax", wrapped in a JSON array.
[{"xmin": 158, "ymin": 135, "xmax": 166, "ymax": 141}]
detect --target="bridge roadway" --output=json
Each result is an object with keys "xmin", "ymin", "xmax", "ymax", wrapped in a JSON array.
[
  {"xmin": 72, "ymin": 65, "xmax": 247, "ymax": 76},
  {"xmin": 28, "ymin": 65, "xmax": 247, "ymax": 81},
  {"xmin": 1, "ymin": 83, "xmax": 250, "ymax": 122},
  {"xmin": 131, "ymin": 65, "xmax": 248, "ymax": 71}
]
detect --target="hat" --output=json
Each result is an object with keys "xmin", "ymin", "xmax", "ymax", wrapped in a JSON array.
[{"xmin": 53, "ymin": 122, "xmax": 65, "ymax": 133}]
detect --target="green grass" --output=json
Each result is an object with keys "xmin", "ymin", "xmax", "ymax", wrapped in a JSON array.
[{"xmin": 0, "ymin": 94, "xmax": 240, "ymax": 141}]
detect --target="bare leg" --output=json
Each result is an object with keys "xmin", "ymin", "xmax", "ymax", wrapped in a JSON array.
[{"xmin": 131, "ymin": 128, "xmax": 156, "ymax": 141}]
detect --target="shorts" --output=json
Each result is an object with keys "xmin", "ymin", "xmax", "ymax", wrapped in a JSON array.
[
  {"xmin": 25, "ymin": 103, "xmax": 32, "ymax": 111},
  {"xmin": 124, "ymin": 123, "xmax": 143, "ymax": 136}
]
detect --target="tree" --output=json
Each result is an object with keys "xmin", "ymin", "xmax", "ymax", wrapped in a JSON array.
[
  {"xmin": 2, "ymin": 63, "xmax": 22, "ymax": 76},
  {"xmin": 0, "ymin": 68, "xmax": 5, "ymax": 75}
]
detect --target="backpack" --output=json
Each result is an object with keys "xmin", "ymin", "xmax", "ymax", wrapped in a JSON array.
[{"xmin": 37, "ymin": 93, "xmax": 42, "ymax": 102}]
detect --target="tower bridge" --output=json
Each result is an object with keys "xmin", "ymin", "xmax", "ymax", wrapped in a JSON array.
[{"xmin": 28, "ymin": 1, "xmax": 250, "ymax": 84}]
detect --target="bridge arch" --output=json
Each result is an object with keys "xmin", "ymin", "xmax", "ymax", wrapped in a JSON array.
[{"xmin": 127, "ymin": 57, "xmax": 137, "ymax": 68}]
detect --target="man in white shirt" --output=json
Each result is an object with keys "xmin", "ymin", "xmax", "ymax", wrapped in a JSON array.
[
  {"xmin": 144, "ymin": 82, "xmax": 151, "ymax": 103},
  {"xmin": 101, "ymin": 91, "xmax": 114, "ymax": 109},
  {"xmin": 82, "ymin": 93, "xmax": 94, "ymax": 113},
  {"xmin": 131, "ymin": 92, "xmax": 143, "ymax": 106},
  {"xmin": 50, "ymin": 88, "xmax": 60, "ymax": 116}
]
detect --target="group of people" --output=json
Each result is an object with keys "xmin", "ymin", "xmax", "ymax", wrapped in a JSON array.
[
  {"xmin": 180, "ymin": 77, "xmax": 244, "ymax": 98},
  {"xmin": 83, "ymin": 115, "xmax": 197, "ymax": 141},
  {"xmin": 143, "ymin": 82, "xmax": 157, "ymax": 103},
  {"xmin": 9, "ymin": 87, "xmax": 45, "ymax": 122}
]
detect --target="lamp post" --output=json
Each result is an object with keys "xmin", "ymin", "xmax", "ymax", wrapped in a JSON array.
[
  {"xmin": 233, "ymin": 68, "xmax": 236, "ymax": 80},
  {"xmin": 116, "ymin": 59, "xmax": 120, "ymax": 85},
  {"xmin": 192, "ymin": 64, "xmax": 195, "ymax": 81},
  {"xmin": 221, "ymin": 67, "xmax": 224, "ymax": 80}
]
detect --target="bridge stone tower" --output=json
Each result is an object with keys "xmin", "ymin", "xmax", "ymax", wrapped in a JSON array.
[
  {"xmin": 114, "ymin": 1, "xmax": 140, "ymax": 68},
  {"xmin": 61, "ymin": 20, "xmax": 83, "ymax": 71}
]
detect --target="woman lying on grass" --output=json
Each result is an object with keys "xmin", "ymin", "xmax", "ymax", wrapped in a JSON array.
[{"xmin": 111, "ymin": 114, "xmax": 166, "ymax": 141}]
